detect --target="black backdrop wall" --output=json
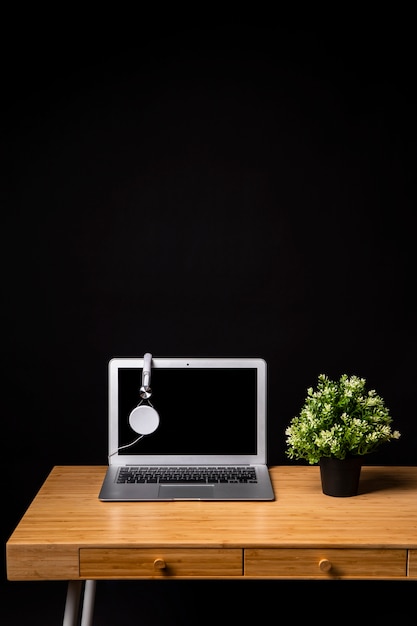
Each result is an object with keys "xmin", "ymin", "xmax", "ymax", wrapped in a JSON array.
[{"xmin": 2, "ymin": 17, "xmax": 416, "ymax": 624}]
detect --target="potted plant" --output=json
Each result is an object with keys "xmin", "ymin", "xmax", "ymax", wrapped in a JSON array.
[{"xmin": 285, "ymin": 374, "xmax": 401, "ymax": 496}]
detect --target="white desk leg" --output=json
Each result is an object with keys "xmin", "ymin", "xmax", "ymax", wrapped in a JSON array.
[
  {"xmin": 63, "ymin": 580, "xmax": 82, "ymax": 626},
  {"xmin": 80, "ymin": 579, "xmax": 97, "ymax": 626}
]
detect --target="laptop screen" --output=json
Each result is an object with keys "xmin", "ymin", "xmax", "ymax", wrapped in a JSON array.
[
  {"xmin": 108, "ymin": 358, "xmax": 267, "ymax": 465},
  {"xmin": 118, "ymin": 368, "xmax": 257, "ymax": 455}
]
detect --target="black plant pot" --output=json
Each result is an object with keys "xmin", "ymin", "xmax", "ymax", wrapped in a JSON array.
[{"xmin": 319, "ymin": 456, "xmax": 363, "ymax": 497}]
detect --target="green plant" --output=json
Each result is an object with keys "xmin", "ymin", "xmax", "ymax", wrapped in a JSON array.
[{"xmin": 285, "ymin": 374, "xmax": 401, "ymax": 464}]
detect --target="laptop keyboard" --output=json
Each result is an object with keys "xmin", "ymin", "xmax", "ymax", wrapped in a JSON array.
[{"xmin": 117, "ymin": 466, "xmax": 258, "ymax": 484}]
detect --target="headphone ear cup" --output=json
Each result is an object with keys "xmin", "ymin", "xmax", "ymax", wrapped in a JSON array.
[{"xmin": 129, "ymin": 405, "xmax": 160, "ymax": 435}]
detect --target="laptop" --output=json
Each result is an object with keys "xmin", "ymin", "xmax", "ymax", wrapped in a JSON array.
[{"xmin": 99, "ymin": 356, "xmax": 275, "ymax": 501}]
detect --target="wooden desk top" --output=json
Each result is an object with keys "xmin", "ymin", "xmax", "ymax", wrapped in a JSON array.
[{"xmin": 6, "ymin": 465, "xmax": 417, "ymax": 581}]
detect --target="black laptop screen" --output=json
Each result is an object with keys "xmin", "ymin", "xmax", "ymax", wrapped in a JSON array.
[{"xmin": 117, "ymin": 368, "xmax": 257, "ymax": 455}]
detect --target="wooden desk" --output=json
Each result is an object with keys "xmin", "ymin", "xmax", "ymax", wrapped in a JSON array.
[{"xmin": 6, "ymin": 466, "xmax": 417, "ymax": 624}]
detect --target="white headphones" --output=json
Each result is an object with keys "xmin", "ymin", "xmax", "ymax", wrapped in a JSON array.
[{"xmin": 128, "ymin": 353, "xmax": 160, "ymax": 435}]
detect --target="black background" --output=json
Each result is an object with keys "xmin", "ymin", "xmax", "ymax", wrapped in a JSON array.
[{"xmin": 2, "ymin": 10, "xmax": 416, "ymax": 624}]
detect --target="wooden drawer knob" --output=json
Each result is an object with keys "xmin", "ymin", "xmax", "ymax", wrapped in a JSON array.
[
  {"xmin": 319, "ymin": 558, "xmax": 332, "ymax": 573},
  {"xmin": 153, "ymin": 558, "xmax": 166, "ymax": 570}
]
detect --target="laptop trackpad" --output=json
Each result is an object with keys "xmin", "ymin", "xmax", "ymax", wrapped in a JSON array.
[{"xmin": 158, "ymin": 485, "xmax": 214, "ymax": 500}]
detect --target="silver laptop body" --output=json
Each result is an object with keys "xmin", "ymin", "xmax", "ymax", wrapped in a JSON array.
[{"xmin": 99, "ymin": 356, "xmax": 275, "ymax": 501}]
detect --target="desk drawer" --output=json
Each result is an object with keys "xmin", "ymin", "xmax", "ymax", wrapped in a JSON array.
[
  {"xmin": 409, "ymin": 550, "xmax": 417, "ymax": 578},
  {"xmin": 80, "ymin": 548, "xmax": 242, "ymax": 578},
  {"xmin": 244, "ymin": 549, "xmax": 407, "ymax": 578}
]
